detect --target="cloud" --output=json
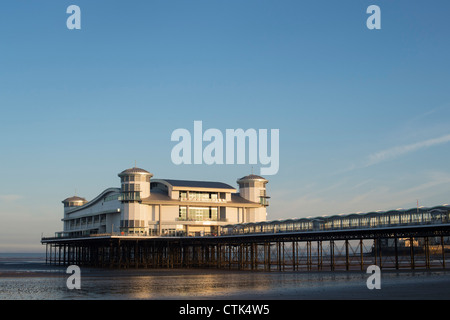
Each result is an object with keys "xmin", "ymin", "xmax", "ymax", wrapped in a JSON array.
[
  {"xmin": 0, "ymin": 194, "xmax": 23, "ymax": 202},
  {"xmin": 271, "ymin": 171, "xmax": 450, "ymax": 219},
  {"xmin": 365, "ymin": 133, "xmax": 450, "ymax": 167}
]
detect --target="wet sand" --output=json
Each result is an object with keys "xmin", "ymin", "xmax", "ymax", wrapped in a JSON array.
[
  {"xmin": 1, "ymin": 254, "xmax": 449, "ymax": 300},
  {"xmin": 213, "ymin": 271, "xmax": 450, "ymax": 300},
  {"xmin": 1, "ymin": 262, "xmax": 449, "ymax": 300}
]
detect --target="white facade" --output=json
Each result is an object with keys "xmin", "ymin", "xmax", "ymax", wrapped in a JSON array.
[{"xmin": 59, "ymin": 167, "xmax": 269, "ymax": 237}]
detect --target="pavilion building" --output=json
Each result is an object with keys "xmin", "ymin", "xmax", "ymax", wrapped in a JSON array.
[{"xmin": 59, "ymin": 167, "xmax": 269, "ymax": 237}]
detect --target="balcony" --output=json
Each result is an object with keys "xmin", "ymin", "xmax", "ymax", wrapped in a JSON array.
[
  {"xmin": 176, "ymin": 217, "xmax": 228, "ymax": 222},
  {"xmin": 260, "ymin": 197, "xmax": 269, "ymax": 206},
  {"xmin": 179, "ymin": 197, "xmax": 227, "ymax": 203}
]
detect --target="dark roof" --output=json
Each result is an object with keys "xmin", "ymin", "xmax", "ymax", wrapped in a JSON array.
[
  {"xmin": 159, "ymin": 179, "xmax": 235, "ymax": 190},
  {"xmin": 141, "ymin": 190, "xmax": 172, "ymax": 201},
  {"xmin": 230, "ymin": 193, "xmax": 256, "ymax": 204}
]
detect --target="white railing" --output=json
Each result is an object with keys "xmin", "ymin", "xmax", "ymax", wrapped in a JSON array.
[{"xmin": 179, "ymin": 197, "xmax": 227, "ymax": 203}]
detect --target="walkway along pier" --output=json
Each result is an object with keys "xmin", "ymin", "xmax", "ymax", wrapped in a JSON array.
[{"xmin": 42, "ymin": 221, "xmax": 450, "ymax": 271}]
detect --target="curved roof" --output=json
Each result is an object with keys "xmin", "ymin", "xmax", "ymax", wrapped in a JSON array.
[
  {"xmin": 222, "ymin": 204, "xmax": 450, "ymax": 231},
  {"xmin": 237, "ymin": 174, "xmax": 268, "ymax": 183},
  {"xmin": 118, "ymin": 167, "xmax": 153, "ymax": 177},
  {"xmin": 64, "ymin": 188, "xmax": 121, "ymax": 213},
  {"xmin": 62, "ymin": 196, "xmax": 87, "ymax": 203},
  {"xmin": 153, "ymin": 179, "xmax": 236, "ymax": 191}
]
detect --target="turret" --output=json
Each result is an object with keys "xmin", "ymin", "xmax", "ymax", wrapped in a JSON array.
[
  {"xmin": 62, "ymin": 196, "xmax": 87, "ymax": 213},
  {"xmin": 117, "ymin": 167, "xmax": 153, "ymax": 234},
  {"xmin": 118, "ymin": 167, "xmax": 153, "ymax": 201},
  {"xmin": 237, "ymin": 174, "xmax": 269, "ymax": 206}
]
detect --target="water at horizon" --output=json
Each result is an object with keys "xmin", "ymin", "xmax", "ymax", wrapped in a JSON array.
[{"xmin": 1, "ymin": 252, "xmax": 449, "ymax": 300}]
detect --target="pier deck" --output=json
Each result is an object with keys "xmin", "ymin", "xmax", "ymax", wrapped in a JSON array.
[{"xmin": 42, "ymin": 223, "xmax": 450, "ymax": 271}]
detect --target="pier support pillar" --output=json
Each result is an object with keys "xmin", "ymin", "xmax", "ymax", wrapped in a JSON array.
[
  {"xmin": 330, "ymin": 240, "xmax": 335, "ymax": 271},
  {"xmin": 345, "ymin": 240, "xmax": 349, "ymax": 271},
  {"xmin": 360, "ymin": 239, "xmax": 364, "ymax": 271}
]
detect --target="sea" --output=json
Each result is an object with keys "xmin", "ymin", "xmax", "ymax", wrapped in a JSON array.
[{"xmin": 1, "ymin": 252, "xmax": 450, "ymax": 301}]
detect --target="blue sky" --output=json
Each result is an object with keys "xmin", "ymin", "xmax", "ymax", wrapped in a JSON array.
[{"xmin": 1, "ymin": 0, "xmax": 450, "ymax": 251}]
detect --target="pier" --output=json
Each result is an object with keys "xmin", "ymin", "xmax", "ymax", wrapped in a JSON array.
[{"xmin": 42, "ymin": 205, "xmax": 450, "ymax": 271}]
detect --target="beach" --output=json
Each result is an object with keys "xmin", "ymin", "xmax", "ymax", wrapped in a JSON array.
[{"xmin": 1, "ymin": 253, "xmax": 449, "ymax": 300}]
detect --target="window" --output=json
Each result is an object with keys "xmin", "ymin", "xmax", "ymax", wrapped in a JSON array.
[
  {"xmin": 179, "ymin": 207, "xmax": 187, "ymax": 220},
  {"xmin": 179, "ymin": 206, "xmax": 218, "ymax": 221},
  {"xmin": 119, "ymin": 192, "xmax": 141, "ymax": 201},
  {"xmin": 104, "ymin": 194, "xmax": 120, "ymax": 202},
  {"xmin": 183, "ymin": 191, "xmax": 219, "ymax": 202}
]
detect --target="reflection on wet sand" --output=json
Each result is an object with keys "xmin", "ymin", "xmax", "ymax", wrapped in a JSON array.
[{"xmin": 1, "ymin": 256, "xmax": 450, "ymax": 300}]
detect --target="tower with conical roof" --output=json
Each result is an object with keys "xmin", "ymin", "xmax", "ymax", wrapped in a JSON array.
[
  {"xmin": 118, "ymin": 166, "xmax": 153, "ymax": 234},
  {"xmin": 118, "ymin": 166, "xmax": 153, "ymax": 200},
  {"xmin": 62, "ymin": 196, "xmax": 87, "ymax": 213},
  {"xmin": 236, "ymin": 174, "xmax": 269, "ymax": 222}
]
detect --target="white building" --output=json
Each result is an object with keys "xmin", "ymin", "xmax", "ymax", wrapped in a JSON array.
[{"xmin": 60, "ymin": 167, "xmax": 269, "ymax": 237}]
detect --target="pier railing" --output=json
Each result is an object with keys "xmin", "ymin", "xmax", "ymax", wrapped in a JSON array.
[
  {"xmin": 41, "ymin": 206, "xmax": 450, "ymax": 241},
  {"xmin": 41, "ymin": 230, "xmax": 220, "ymax": 241}
]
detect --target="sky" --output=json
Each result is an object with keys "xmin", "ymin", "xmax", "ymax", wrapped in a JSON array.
[{"xmin": 1, "ymin": 0, "xmax": 450, "ymax": 252}]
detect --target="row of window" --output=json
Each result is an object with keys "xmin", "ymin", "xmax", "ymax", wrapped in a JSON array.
[
  {"xmin": 122, "ymin": 183, "xmax": 141, "ymax": 192},
  {"xmin": 121, "ymin": 175, "xmax": 151, "ymax": 182},
  {"xmin": 67, "ymin": 214, "xmax": 106, "ymax": 228},
  {"xmin": 179, "ymin": 206, "xmax": 219, "ymax": 221},
  {"xmin": 64, "ymin": 201, "xmax": 86, "ymax": 207},
  {"xmin": 104, "ymin": 194, "xmax": 120, "ymax": 202},
  {"xmin": 120, "ymin": 220, "xmax": 146, "ymax": 228},
  {"xmin": 180, "ymin": 191, "xmax": 220, "ymax": 201},
  {"xmin": 224, "ymin": 210, "xmax": 450, "ymax": 235},
  {"xmin": 119, "ymin": 192, "xmax": 141, "ymax": 201}
]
